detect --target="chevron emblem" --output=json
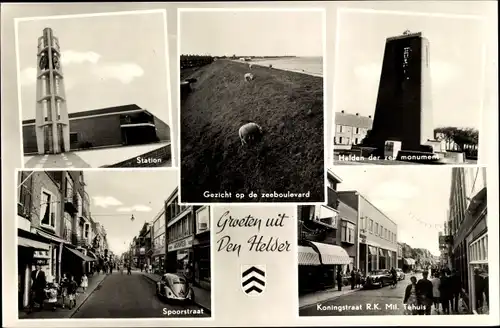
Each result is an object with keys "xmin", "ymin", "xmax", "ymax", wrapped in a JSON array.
[{"xmin": 241, "ymin": 265, "xmax": 266, "ymax": 296}]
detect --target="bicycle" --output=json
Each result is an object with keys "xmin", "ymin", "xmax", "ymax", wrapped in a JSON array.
[{"xmin": 391, "ymin": 277, "xmax": 398, "ymax": 288}]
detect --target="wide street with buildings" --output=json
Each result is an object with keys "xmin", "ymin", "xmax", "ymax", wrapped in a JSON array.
[
  {"xmin": 298, "ymin": 166, "xmax": 488, "ymax": 316},
  {"xmin": 300, "ymin": 275, "xmax": 415, "ymax": 316}
]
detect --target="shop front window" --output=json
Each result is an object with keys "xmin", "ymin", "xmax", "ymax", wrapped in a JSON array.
[{"xmin": 469, "ymin": 233, "xmax": 488, "ymax": 314}]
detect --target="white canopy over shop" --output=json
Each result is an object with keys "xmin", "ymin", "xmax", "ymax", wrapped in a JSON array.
[
  {"xmin": 298, "ymin": 246, "xmax": 321, "ymax": 266},
  {"xmin": 309, "ymin": 241, "xmax": 351, "ymax": 265}
]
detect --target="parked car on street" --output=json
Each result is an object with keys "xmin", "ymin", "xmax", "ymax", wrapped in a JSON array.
[
  {"xmin": 156, "ymin": 273, "xmax": 195, "ymax": 303},
  {"xmin": 364, "ymin": 270, "xmax": 393, "ymax": 289},
  {"xmin": 396, "ymin": 268, "xmax": 405, "ymax": 280}
]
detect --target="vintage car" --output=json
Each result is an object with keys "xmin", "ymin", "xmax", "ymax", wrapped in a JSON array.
[
  {"xmin": 396, "ymin": 268, "xmax": 405, "ymax": 281},
  {"xmin": 156, "ymin": 273, "xmax": 194, "ymax": 303},
  {"xmin": 364, "ymin": 270, "xmax": 393, "ymax": 289}
]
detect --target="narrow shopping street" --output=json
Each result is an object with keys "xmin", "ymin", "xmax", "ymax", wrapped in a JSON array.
[{"xmin": 72, "ymin": 271, "xmax": 208, "ymax": 318}]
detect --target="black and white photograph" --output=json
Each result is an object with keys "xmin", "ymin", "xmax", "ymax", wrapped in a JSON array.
[
  {"xmin": 298, "ymin": 166, "xmax": 489, "ymax": 316},
  {"xmin": 179, "ymin": 9, "xmax": 325, "ymax": 203},
  {"xmin": 17, "ymin": 170, "xmax": 211, "ymax": 319},
  {"xmin": 15, "ymin": 10, "xmax": 173, "ymax": 168},
  {"xmin": 332, "ymin": 8, "xmax": 485, "ymax": 165}
]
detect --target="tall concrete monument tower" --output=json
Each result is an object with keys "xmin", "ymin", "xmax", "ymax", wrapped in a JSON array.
[
  {"xmin": 35, "ymin": 27, "xmax": 70, "ymax": 155},
  {"xmin": 362, "ymin": 30, "xmax": 434, "ymax": 155}
]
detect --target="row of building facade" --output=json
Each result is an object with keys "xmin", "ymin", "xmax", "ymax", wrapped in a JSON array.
[
  {"xmin": 126, "ymin": 187, "xmax": 211, "ymax": 292},
  {"xmin": 334, "ymin": 111, "xmax": 478, "ymax": 155},
  {"xmin": 298, "ymin": 170, "xmax": 403, "ymax": 293},
  {"xmin": 440, "ymin": 167, "xmax": 488, "ymax": 314},
  {"xmin": 17, "ymin": 171, "xmax": 109, "ymax": 310}
]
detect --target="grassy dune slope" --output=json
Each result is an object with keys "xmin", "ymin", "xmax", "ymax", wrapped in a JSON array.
[{"xmin": 180, "ymin": 60, "xmax": 324, "ymax": 202}]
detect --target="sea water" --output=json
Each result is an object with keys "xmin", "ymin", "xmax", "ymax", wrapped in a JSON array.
[{"xmin": 250, "ymin": 57, "xmax": 323, "ymax": 77}]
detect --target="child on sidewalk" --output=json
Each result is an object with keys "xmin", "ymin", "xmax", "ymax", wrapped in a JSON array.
[
  {"xmin": 67, "ymin": 276, "xmax": 78, "ymax": 310},
  {"xmin": 60, "ymin": 273, "xmax": 69, "ymax": 309},
  {"xmin": 81, "ymin": 274, "xmax": 88, "ymax": 292}
]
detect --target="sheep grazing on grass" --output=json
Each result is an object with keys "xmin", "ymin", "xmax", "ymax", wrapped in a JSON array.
[
  {"xmin": 239, "ymin": 123, "xmax": 263, "ymax": 146},
  {"xmin": 244, "ymin": 73, "xmax": 254, "ymax": 82}
]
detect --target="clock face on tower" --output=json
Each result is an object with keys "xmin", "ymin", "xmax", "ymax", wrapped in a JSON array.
[
  {"xmin": 39, "ymin": 52, "xmax": 49, "ymax": 70},
  {"xmin": 53, "ymin": 53, "xmax": 60, "ymax": 70}
]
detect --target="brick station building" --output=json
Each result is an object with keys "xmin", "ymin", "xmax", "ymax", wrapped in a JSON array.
[{"xmin": 22, "ymin": 104, "xmax": 170, "ymax": 155}]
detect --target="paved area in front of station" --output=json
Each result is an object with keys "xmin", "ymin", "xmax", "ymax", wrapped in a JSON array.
[{"xmin": 24, "ymin": 153, "xmax": 91, "ymax": 168}]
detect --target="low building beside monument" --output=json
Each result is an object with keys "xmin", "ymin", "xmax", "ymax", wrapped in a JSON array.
[{"xmin": 334, "ymin": 111, "xmax": 373, "ymax": 148}]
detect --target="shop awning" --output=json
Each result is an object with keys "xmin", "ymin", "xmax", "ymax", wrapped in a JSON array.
[
  {"xmin": 18, "ymin": 237, "xmax": 50, "ymax": 250},
  {"xmin": 309, "ymin": 241, "xmax": 351, "ymax": 265},
  {"xmin": 368, "ymin": 246, "xmax": 377, "ymax": 255},
  {"xmin": 298, "ymin": 246, "xmax": 321, "ymax": 266},
  {"xmin": 379, "ymin": 249, "xmax": 386, "ymax": 257},
  {"xmin": 87, "ymin": 250, "xmax": 98, "ymax": 260},
  {"xmin": 177, "ymin": 253, "xmax": 188, "ymax": 261},
  {"xmin": 35, "ymin": 229, "xmax": 68, "ymax": 244},
  {"xmin": 64, "ymin": 246, "xmax": 95, "ymax": 262},
  {"xmin": 467, "ymin": 187, "xmax": 487, "ymax": 213},
  {"xmin": 387, "ymin": 250, "xmax": 393, "ymax": 257},
  {"xmin": 404, "ymin": 258, "xmax": 416, "ymax": 265}
]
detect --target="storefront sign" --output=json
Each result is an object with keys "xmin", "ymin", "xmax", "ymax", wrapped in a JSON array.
[
  {"xmin": 33, "ymin": 258, "xmax": 49, "ymax": 266},
  {"xmin": 168, "ymin": 236, "xmax": 193, "ymax": 252},
  {"xmin": 33, "ymin": 250, "xmax": 50, "ymax": 259},
  {"xmin": 196, "ymin": 206, "xmax": 210, "ymax": 234}
]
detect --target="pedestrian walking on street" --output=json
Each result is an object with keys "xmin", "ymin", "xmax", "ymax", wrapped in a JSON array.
[
  {"xmin": 127, "ymin": 264, "xmax": 132, "ymax": 275},
  {"xmin": 67, "ymin": 276, "xmax": 78, "ymax": 310},
  {"xmin": 336, "ymin": 267, "xmax": 343, "ymax": 291},
  {"xmin": 45, "ymin": 277, "xmax": 59, "ymax": 312},
  {"xmin": 391, "ymin": 267, "xmax": 398, "ymax": 288},
  {"xmin": 60, "ymin": 273, "xmax": 69, "ymax": 309},
  {"xmin": 80, "ymin": 274, "xmax": 88, "ymax": 293},
  {"xmin": 416, "ymin": 271, "xmax": 434, "ymax": 315},
  {"xmin": 473, "ymin": 268, "xmax": 486, "ymax": 312},
  {"xmin": 431, "ymin": 272, "xmax": 441, "ymax": 314},
  {"xmin": 439, "ymin": 270, "xmax": 452, "ymax": 314},
  {"xmin": 350, "ymin": 268, "xmax": 356, "ymax": 290},
  {"xmin": 403, "ymin": 276, "xmax": 419, "ymax": 315},
  {"xmin": 29, "ymin": 265, "xmax": 47, "ymax": 312},
  {"xmin": 450, "ymin": 269, "xmax": 461, "ymax": 313}
]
